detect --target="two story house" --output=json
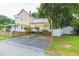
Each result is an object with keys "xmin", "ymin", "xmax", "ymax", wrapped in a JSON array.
[{"xmin": 11, "ymin": 9, "xmax": 50, "ymax": 32}]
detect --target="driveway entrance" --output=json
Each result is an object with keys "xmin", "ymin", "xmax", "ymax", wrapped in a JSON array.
[{"xmin": 9, "ymin": 34, "xmax": 51, "ymax": 49}]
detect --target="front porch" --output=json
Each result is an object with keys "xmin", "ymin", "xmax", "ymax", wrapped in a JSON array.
[{"xmin": 3, "ymin": 23, "xmax": 51, "ymax": 37}]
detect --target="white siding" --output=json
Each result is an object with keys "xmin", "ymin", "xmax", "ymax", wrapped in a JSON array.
[
  {"xmin": 52, "ymin": 26, "xmax": 75, "ymax": 36},
  {"xmin": 15, "ymin": 10, "xmax": 32, "ymax": 25},
  {"xmin": 62, "ymin": 26, "xmax": 75, "ymax": 34}
]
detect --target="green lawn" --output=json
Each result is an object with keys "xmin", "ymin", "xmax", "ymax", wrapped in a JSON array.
[
  {"xmin": 47, "ymin": 35, "xmax": 79, "ymax": 56},
  {"xmin": 0, "ymin": 36, "xmax": 11, "ymax": 40}
]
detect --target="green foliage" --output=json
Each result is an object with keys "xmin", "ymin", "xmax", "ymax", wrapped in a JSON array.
[
  {"xmin": 0, "ymin": 24, "xmax": 4, "ymax": 30},
  {"xmin": 74, "ymin": 24, "xmax": 79, "ymax": 34},
  {"xmin": 24, "ymin": 27, "xmax": 28, "ymax": 30},
  {"xmin": 0, "ymin": 15, "xmax": 15, "ymax": 25},
  {"xmin": 24, "ymin": 26, "xmax": 30, "ymax": 30},
  {"xmin": 42, "ymin": 29, "xmax": 48, "ymax": 32},
  {"xmin": 0, "ymin": 15, "xmax": 15, "ymax": 31},
  {"xmin": 24, "ymin": 26, "xmax": 32, "ymax": 33},
  {"xmin": 49, "ymin": 35, "xmax": 79, "ymax": 55},
  {"xmin": 32, "ymin": 12, "xmax": 39, "ymax": 18},
  {"xmin": 0, "ymin": 36, "xmax": 11, "ymax": 40},
  {"xmin": 71, "ymin": 19, "xmax": 79, "ymax": 34},
  {"xmin": 71, "ymin": 18, "xmax": 79, "ymax": 26},
  {"xmin": 38, "ymin": 8, "xmax": 46, "ymax": 18},
  {"xmin": 38, "ymin": 3, "xmax": 79, "ymax": 29},
  {"xmin": 6, "ymin": 26, "xmax": 11, "ymax": 32},
  {"xmin": 34, "ymin": 27, "xmax": 39, "ymax": 30}
]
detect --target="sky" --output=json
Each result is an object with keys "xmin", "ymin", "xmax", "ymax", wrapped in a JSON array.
[{"xmin": 0, "ymin": 3, "xmax": 40, "ymax": 19}]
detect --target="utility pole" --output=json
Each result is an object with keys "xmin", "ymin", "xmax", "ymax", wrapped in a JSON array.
[
  {"xmin": 29, "ymin": 25, "xmax": 31, "ymax": 39},
  {"xmin": 49, "ymin": 20, "xmax": 53, "ymax": 48},
  {"xmin": 29, "ymin": 10, "xmax": 31, "ymax": 39}
]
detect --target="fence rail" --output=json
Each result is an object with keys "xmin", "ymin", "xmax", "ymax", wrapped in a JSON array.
[
  {"xmin": 0, "ymin": 31, "xmax": 27, "ymax": 37},
  {"xmin": 0, "ymin": 32, "xmax": 12, "ymax": 36}
]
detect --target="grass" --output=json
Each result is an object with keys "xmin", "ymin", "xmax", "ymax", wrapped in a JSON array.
[
  {"xmin": 0, "ymin": 35, "xmax": 11, "ymax": 40},
  {"xmin": 47, "ymin": 35, "xmax": 79, "ymax": 56}
]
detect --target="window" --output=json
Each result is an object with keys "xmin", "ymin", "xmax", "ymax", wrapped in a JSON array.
[{"xmin": 21, "ymin": 17, "xmax": 23, "ymax": 20}]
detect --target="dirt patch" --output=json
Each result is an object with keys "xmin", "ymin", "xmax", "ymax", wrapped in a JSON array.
[
  {"xmin": 61, "ymin": 44, "xmax": 74, "ymax": 48},
  {"xmin": 44, "ymin": 49, "xmax": 57, "ymax": 56}
]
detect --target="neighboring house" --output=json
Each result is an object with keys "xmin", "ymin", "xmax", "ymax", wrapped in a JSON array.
[
  {"xmin": 62, "ymin": 26, "xmax": 75, "ymax": 34},
  {"xmin": 52, "ymin": 26, "xmax": 75, "ymax": 36},
  {"xmin": 11, "ymin": 9, "xmax": 50, "ymax": 32}
]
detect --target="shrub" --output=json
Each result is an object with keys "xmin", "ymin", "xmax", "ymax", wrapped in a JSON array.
[
  {"xmin": 0, "ymin": 24, "xmax": 4, "ymax": 30},
  {"xmin": 6, "ymin": 26, "xmax": 11, "ymax": 32},
  {"xmin": 24, "ymin": 26, "xmax": 32, "ymax": 33},
  {"xmin": 42, "ymin": 30, "xmax": 48, "ymax": 32},
  {"xmin": 24, "ymin": 27, "xmax": 29, "ymax": 31},
  {"xmin": 34, "ymin": 27, "xmax": 39, "ymax": 30}
]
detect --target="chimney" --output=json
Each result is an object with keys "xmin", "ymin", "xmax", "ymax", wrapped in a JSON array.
[{"xmin": 29, "ymin": 10, "xmax": 31, "ymax": 16}]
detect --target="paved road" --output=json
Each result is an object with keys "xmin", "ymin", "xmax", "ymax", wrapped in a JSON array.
[{"xmin": 0, "ymin": 35, "xmax": 50, "ymax": 56}]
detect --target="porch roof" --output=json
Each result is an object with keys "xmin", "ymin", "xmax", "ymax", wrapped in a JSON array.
[{"xmin": 31, "ymin": 18, "xmax": 49, "ymax": 24}]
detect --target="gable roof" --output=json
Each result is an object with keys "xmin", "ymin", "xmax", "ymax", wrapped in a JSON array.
[
  {"xmin": 16, "ymin": 9, "xmax": 49, "ymax": 24},
  {"xmin": 17, "ymin": 9, "xmax": 32, "ymax": 17}
]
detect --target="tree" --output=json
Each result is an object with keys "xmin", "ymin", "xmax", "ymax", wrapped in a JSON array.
[
  {"xmin": 0, "ymin": 24, "xmax": 4, "ymax": 30},
  {"xmin": 32, "ymin": 12, "xmax": 38, "ymax": 18},
  {"xmin": 0, "ymin": 15, "xmax": 15, "ymax": 25},
  {"xmin": 0, "ymin": 15, "xmax": 15, "ymax": 30},
  {"xmin": 71, "ymin": 18, "xmax": 79, "ymax": 34},
  {"xmin": 38, "ymin": 3, "xmax": 79, "ymax": 29}
]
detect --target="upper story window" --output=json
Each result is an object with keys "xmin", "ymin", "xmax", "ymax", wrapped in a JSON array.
[{"xmin": 21, "ymin": 16, "xmax": 23, "ymax": 20}]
